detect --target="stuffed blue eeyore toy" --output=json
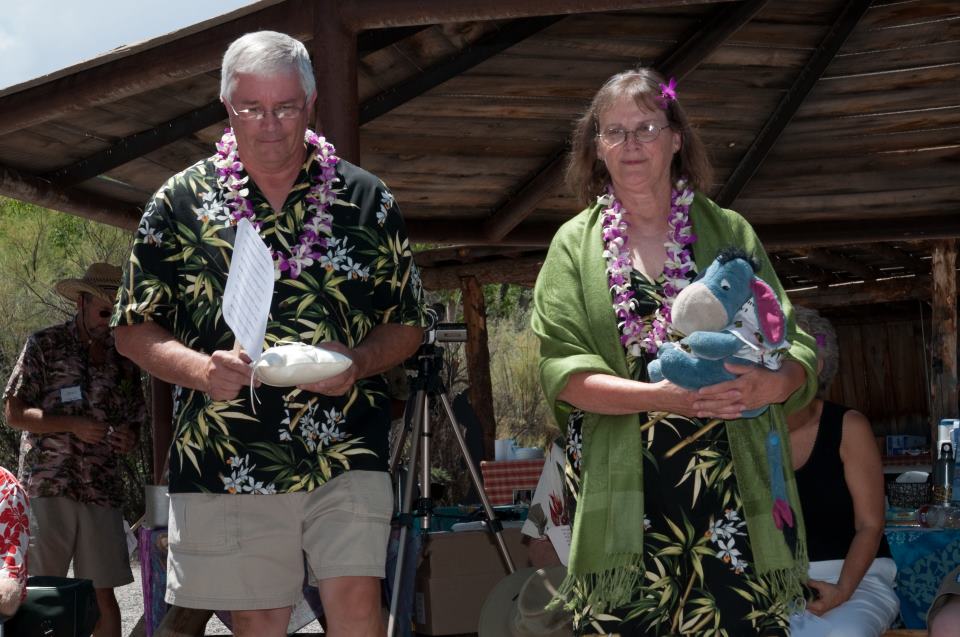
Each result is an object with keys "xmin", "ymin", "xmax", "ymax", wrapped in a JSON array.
[
  {"xmin": 648, "ymin": 247, "xmax": 789, "ymax": 417},
  {"xmin": 647, "ymin": 247, "xmax": 798, "ymax": 538}
]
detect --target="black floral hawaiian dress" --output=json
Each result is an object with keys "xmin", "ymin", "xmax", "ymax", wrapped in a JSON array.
[{"xmin": 562, "ymin": 270, "xmax": 792, "ymax": 637}]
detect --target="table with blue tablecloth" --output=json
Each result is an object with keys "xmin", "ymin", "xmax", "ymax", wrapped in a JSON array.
[{"xmin": 884, "ymin": 527, "xmax": 960, "ymax": 628}]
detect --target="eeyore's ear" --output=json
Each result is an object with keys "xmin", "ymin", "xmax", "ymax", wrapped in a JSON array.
[{"xmin": 750, "ymin": 277, "xmax": 785, "ymax": 344}]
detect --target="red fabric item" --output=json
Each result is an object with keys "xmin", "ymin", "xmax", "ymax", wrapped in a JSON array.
[{"xmin": 480, "ymin": 459, "xmax": 545, "ymax": 506}]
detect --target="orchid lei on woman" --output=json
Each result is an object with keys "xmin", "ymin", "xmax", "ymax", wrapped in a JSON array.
[
  {"xmin": 600, "ymin": 179, "xmax": 697, "ymax": 356},
  {"xmin": 213, "ymin": 127, "xmax": 341, "ymax": 278}
]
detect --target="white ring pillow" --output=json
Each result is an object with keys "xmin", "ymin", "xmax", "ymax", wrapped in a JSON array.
[{"xmin": 253, "ymin": 342, "xmax": 353, "ymax": 387}]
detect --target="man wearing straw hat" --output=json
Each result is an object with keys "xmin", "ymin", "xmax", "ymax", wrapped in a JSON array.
[{"xmin": 2, "ymin": 262, "xmax": 147, "ymax": 637}]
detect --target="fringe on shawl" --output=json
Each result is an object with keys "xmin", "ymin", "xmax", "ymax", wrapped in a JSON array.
[
  {"xmin": 547, "ymin": 542, "xmax": 809, "ymax": 621},
  {"xmin": 546, "ymin": 554, "xmax": 645, "ymax": 615}
]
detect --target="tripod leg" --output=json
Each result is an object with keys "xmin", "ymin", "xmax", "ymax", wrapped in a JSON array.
[
  {"xmin": 436, "ymin": 392, "xmax": 516, "ymax": 574},
  {"xmin": 387, "ymin": 390, "xmax": 427, "ymax": 637}
]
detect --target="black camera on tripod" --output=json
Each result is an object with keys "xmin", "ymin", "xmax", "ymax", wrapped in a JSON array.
[{"xmin": 421, "ymin": 306, "xmax": 467, "ymax": 345}]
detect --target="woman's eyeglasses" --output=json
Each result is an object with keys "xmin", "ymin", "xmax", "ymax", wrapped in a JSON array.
[{"xmin": 597, "ymin": 122, "xmax": 672, "ymax": 147}]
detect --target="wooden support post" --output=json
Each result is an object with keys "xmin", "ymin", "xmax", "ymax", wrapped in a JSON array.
[
  {"xmin": 929, "ymin": 239, "xmax": 958, "ymax": 444},
  {"xmin": 150, "ymin": 378, "xmax": 174, "ymax": 484},
  {"xmin": 313, "ymin": 0, "xmax": 360, "ymax": 163},
  {"xmin": 460, "ymin": 276, "xmax": 496, "ymax": 460}
]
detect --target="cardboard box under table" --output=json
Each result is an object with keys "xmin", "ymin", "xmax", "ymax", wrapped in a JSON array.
[
  {"xmin": 414, "ymin": 527, "xmax": 528, "ymax": 635},
  {"xmin": 479, "ymin": 458, "xmax": 544, "ymax": 506}
]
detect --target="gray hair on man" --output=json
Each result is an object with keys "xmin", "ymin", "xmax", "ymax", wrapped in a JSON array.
[{"xmin": 220, "ymin": 30, "xmax": 316, "ymax": 100}]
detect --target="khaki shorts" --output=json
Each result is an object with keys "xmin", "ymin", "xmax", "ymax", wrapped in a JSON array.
[
  {"xmin": 28, "ymin": 496, "xmax": 133, "ymax": 589},
  {"xmin": 166, "ymin": 470, "xmax": 393, "ymax": 611}
]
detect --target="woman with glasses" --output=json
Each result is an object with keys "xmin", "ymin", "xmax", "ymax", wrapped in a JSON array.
[{"xmin": 531, "ymin": 69, "xmax": 818, "ymax": 635}]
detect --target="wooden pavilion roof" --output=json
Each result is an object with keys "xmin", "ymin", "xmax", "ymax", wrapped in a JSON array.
[{"xmin": 0, "ymin": 0, "xmax": 957, "ymax": 305}]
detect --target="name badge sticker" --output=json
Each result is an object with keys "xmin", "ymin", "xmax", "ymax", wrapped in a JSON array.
[{"xmin": 59, "ymin": 386, "xmax": 82, "ymax": 403}]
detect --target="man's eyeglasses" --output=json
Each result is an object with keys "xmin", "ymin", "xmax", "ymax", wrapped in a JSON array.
[
  {"xmin": 226, "ymin": 99, "xmax": 307, "ymax": 121},
  {"xmin": 597, "ymin": 122, "xmax": 672, "ymax": 147}
]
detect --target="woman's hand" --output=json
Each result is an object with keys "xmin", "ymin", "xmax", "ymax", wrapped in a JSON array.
[
  {"xmin": 557, "ymin": 372, "xmax": 747, "ymax": 419},
  {"xmin": 805, "ymin": 579, "xmax": 849, "ymax": 615},
  {"xmin": 697, "ymin": 361, "xmax": 805, "ymax": 414},
  {"xmin": 649, "ymin": 380, "xmax": 745, "ymax": 421}
]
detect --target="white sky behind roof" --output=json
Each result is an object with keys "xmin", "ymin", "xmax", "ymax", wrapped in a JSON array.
[{"xmin": 0, "ymin": 0, "xmax": 256, "ymax": 91}]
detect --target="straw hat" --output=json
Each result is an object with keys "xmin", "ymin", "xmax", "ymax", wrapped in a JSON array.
[
  {"xmin": 478, "ymin": 566, "xmax": 573, "ymax": 637},
  {"xmin": 54, "ymin": 262, "xmax": 122, "ymax": 303},
  {"xmin": 928, "ymin": 564, "xmax": 960, "ymax": 624}
]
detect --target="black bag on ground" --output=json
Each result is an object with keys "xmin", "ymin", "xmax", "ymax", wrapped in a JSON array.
[{"xmin": 5, "ymin": 576, "xmax": 99, "ymax": 637}]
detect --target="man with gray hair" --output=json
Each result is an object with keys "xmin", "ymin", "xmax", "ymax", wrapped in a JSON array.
[{"xmin": 113, "ymin": 31, "xmax": 427, "ymax": 636}]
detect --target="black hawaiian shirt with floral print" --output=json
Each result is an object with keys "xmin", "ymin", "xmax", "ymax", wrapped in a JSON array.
[{"xmin": 112, "ymin": 144, "xmax": 427, "ymax": 495}]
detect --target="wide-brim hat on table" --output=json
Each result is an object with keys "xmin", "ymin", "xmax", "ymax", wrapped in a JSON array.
[
  {"xmin": 928, "ymin": 564, "xmax": 960, "ymax": 624},
  {"xmin": 54, "ymin": 262, "xmax": 122, "ymax": 303},
  {"xmin": 479, "ymin": 565, "xmax": 573, "ymax": 637}
]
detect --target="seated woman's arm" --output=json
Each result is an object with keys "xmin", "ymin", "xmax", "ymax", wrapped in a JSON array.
[{"xmin": 806, "ymin": 409, "xmax": 885, "ymax": 615}]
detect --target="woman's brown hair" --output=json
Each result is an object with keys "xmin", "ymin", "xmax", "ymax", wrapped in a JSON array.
[{"xmin": 565, "ymin": 68, "xmax": 713, "ymax": 207}]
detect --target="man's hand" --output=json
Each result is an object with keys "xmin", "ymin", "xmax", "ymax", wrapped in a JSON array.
[
  {"xmin": 203, "ymin": 349, "xmax": 255, "ymax": 401},
  {"xmin": 805, "ymin": 579, "xmax": 848, "ymax": 615},
  {"xmin": 73, "ymin": 418, "xmax": 108, "ymax": 444},
  {"xmin": 296, "ymin": 341, "xmax": 359, "ymax": 396},
  {"xmin": 107, "ymin": 426, "xmax": 137, "ymax": 453}
]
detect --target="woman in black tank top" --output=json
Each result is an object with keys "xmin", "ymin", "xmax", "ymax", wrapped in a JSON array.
[{"xmin": 786, "ymin": 308, "xmax": 899, "ymax": 637}]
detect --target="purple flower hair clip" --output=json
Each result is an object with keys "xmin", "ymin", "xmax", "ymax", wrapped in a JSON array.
[{"xmin": 658, "ymin": 77, "xmax": 678, "ymax": 109}]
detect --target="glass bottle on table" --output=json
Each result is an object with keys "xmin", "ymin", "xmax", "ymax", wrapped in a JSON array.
[{"xmin": 933, "ymin": 442, "xmax": 955, "ymax": 505}]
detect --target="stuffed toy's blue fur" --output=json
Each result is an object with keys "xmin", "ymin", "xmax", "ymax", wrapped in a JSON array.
[{"xmin": 647, "ymin": 248, "xmax": 789, "ymax": 418}]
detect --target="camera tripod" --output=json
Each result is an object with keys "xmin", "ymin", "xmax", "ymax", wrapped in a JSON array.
[{"xmin": 386, "ymin": 343, "xmax": 515, "ymax": 637}]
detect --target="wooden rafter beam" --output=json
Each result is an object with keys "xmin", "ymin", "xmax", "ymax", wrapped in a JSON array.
[
  {"xmin": 860, "ymin": 243, "xmax": 926, "ymax": 273},
  {"xmin": 482, "ymin": 151, "xmax": 566, "ymax": 242},
  {"xmin": 0, "ymin": 164, "xmax": 140, "ymax": 229},
  {"xmin": 758, "ymin": 216, "xmax": 960, "ymax": 249},
  {"xmin": 788, "ymin": 276, "xmax": 932, "ymax": 309},
  {"xmin": 42, "ymin": 24, "xmax": 436, "ymax": 186},
  {"xmin": 43, "ymin": 15, "xmax": 557, "ymax": 187},
  {"xmin": 356, "ymin": 26, "xmax": 428, "ymax": 53},
  {"xmin": 654, "ymin": 0, "xmax": 769, "ymax": 79},
  {"xmin": 0, "ymin": 0, "xmax": 724, "ymax": 139},
  {"xmin": 414, "ymin": 245, "xmax": 545, "ymax": 267},
  {"xmin": 408, "ymin": 214, "xmax": 960, "ymax": 248},
  {"xmin": 771, "ymin": 254, "xmax": 834, "ymax": 287},
  {"xmin": 793, "ymin": 247, "xmax": 876, "ymax": 281},
  {"xmin": 714, "ymin": 0, "xmax": 873, "ymax": 207},
  {"xmin": 481, "ymin": 0, "xmax": 763, "ymax": 242},
  {"xmin": 420, "ymin": 255, "xmax": 545, "ymax": 289},
  {"xmin": 45, "ymin": 101, "xmax": 228, "ymax": 187},
  {"xmin": 0, "ymin": 0, "xmax": 315, "ymax": 137},
  {"xmin": 341, "ymin": 0, "xmax": 727, "ymax": 30},
  {"xmin": 361, "ymin": 16, "xmax": 563, "ymax": 123}
]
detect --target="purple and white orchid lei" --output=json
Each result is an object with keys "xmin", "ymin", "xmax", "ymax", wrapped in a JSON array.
[
  {"xmin": 214, "ymin": 127, "xmax": 340, "ymax": 278},
  {"xmin": 600, "ymin": 178, "xmax": 697, "ymax": 355}
]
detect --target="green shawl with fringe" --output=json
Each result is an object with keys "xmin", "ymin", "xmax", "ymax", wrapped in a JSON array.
[{"xmin": 530, "ymin": 192, "xmax": 818, "ymax": 613}]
